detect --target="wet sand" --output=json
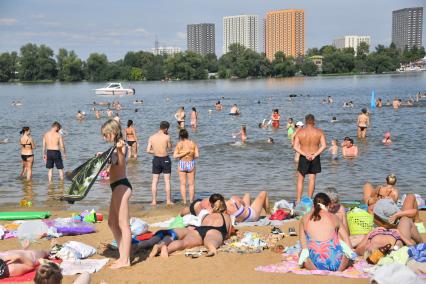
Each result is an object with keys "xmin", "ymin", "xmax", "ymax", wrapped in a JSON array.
[{"xmin": 1, "ymin": 205, "xmax": 425, "ymax": 284}]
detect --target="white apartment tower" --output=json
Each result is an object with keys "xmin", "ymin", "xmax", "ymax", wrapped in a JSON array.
[
  {"xmin": 333, "ymin": 35, "xmax": 371, "ymax": 54},
  {"xmin": 223, "ymin": 15, "xmax": 259, "ymax": 54}
]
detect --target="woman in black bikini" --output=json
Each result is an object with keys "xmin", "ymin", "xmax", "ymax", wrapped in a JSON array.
[
  {"xmin": 124, "ymin": 120, "xmax": 138, "ymax": 159},
  {"xmin": 161, "ymin": 194, "xmax": 231, "ymax": 258},
  {"xmin": 19, "ymin": 127, "xmax": 35, "ymax": 180}
]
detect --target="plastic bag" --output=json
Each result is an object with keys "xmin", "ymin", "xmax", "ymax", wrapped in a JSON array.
[
  {"xmin": 16, "ymin": 220, "xmax": 49, "ymax": 241},
  {"xmin": 62, "ymin": 241, "xmax": 96, "ymax": 259},
  {"xmin": 294, "ymin": 196, "xmax": 313, "ymax": 216},
  {"xmin": 130, "ymin": 217, "xmax": 148, "ymax": 235},
  {"xmin": 273, "ymin": 199, "xmax": 294, "ymax": 213}
]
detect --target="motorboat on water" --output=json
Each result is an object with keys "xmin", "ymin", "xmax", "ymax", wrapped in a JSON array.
[{"xmin": 94, "ymin": 82, "xmax": 135, "ymax": 95}]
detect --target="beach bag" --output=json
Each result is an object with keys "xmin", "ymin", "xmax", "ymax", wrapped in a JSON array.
[
  {"xmin": 130, "ymin": 218, "xmax": 148, "ymax": 236},
  {"xmin": 294, "ymin": 196, "xmax": 313, "ymax": 216},
  {"xmin": 347, "ymin": 207, "xmax": 373, "ymax": 235}
]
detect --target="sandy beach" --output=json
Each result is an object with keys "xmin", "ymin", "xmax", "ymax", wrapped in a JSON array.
[{"xmin": 1, "ymin": 205, "xmax": 425, "ymax": 284}]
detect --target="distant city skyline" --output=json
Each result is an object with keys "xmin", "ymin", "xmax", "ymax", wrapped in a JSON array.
[{"xmin": 0, "ymin": 0, "xmax": 425, "ymax": 60}]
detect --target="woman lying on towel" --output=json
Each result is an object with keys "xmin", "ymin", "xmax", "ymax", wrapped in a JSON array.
[
  {"xmin": 155, "ymin": 194, "xmax": 231, "ymax": 258},
  {"xmin": 0, "ymin": 244, "xmax": 50, "ymax": 279},
  {"xmin": 226, "ymin": 191, "xmax": 270, "ymax": 223},
  {"xmin": 299, "ymin": 193, "xmax": 352, "ymax": 272}
]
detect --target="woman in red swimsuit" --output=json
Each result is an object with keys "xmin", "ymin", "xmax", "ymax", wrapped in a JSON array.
[{"xmin": 271, "ymin": 109, "xmax": 280, "ymax": 128}]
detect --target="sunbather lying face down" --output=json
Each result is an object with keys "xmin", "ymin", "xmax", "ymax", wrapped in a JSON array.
[{"xmin": 156, "ymin": 194, "xmax": 232, "ymax": 258}]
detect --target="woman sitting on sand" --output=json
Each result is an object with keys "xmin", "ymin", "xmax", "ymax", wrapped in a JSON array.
[
  {"xmin": 226, "ymin": 191, "xmax": 269, "ymax": 223},
  {"xmin": 299, "ymin": 193, "xmax": 352, "ymax": 272},
  {"xmin": 363, "ymin": 174, "xmax": 399, "ymax": 213},
  {"xmin": 160, "ymin": 194, "xmax": 231, "ymax": 257},
  {"xmin": 324, "ymin": 188, "xmax": 349, "ymax": 234}
]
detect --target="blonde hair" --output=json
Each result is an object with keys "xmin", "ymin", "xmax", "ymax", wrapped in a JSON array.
[
  {"xmin": 386, "ymin": 174, "xmax": 397, "ymax": 186},
  {"xmin": 34, "ymin": 262, "xmax": 63, "ymax": 284},
  {"xmin": 101, "ymin": 119, "xmax": 122, "ymax": 142}
]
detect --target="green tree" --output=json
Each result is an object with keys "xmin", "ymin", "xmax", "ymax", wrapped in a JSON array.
[
  {"xmin": 0, "ymin": 52, "xmax": 18, "ymax": 82},
  {"xmin": 19, "ymin": 43, "xmax": 57, "ymax": 81},
  {"xmin": 301, "ymin": 60, "xmax": 318, "ymax": 76},
  {"xmin": 56, "ymin": 48, "xmax": 84, "ymax": 81},
  {"xmin": 357, "ymin": 42, "xmax": 370, "ymax": 57},
  {"xmin": 130, "ymin": 67, "xmax": 143, "ymax": 81},
  {"xmin": 86, "ymin": 53, "xmax": 109, "ymax": 81},
  {"xmin": 204, "ymin": 53, "xmax": 218, "ymax": 73},
  {"xmin": 271, "ymin": 51, "xmax": 296, "ymax": 77},
  {"xmin": 165, "ymin": 52, "xmax": 207, "ymax": 80}
]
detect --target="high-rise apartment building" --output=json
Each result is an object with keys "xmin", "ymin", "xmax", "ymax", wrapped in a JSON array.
[
  {"xmin": 223, "ymin": 15, "xmax": 259, "ymax": 53},
  {"xmin": 333, "ymin": 35, "xmax": 371, "ymax": 54},
  {"xmin": 187, "ymin": 23, "xmax": 215, "ymax": 56},
  {"xmin": 392, "ymin": 7, "xmax": 423, "ymax": 50},
  {"xmin": 264, "ymin": 9, "xmax": 305, "ymax": 61}
]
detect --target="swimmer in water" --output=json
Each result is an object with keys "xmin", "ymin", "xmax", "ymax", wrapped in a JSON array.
[
  {"xmin": 233, "ymin": 125, "xmax": 247, "ymax": 143},
  {"xmin": 331, "ymin": 116, "xmax": 338, "ymax": 123},
  {"xmin": 271, "ymin": 109, "xmax": 280, "ymax": 128},
  {"xmin": 328, "ymin": 139, "xmax": 338, "ymax": 160},
  {"xmin": 382, "ymin": 132, "xmax": 392, "ymax": 145},
  {"xmin": 215, "ymin": 101, "xmax": 223, "ymax": 111},
  {"xmin": 107, "ymin": 108, "xmax": 113, "ymax": 118},
  {"xmin": 125, "ymin": 120, "xmax": 138, "ymax": 159},
  {"xmin": 357, "ymin": 108, "xmax": 369, "ymax": 139},
  {"xmin": 287, "ymin": 118, "xmax": 295, "ymax": 137},
  {"xmin": 76, "ymin": 110, "xmax": 85, "ymax": 120},
  {"xmin": 342, "ymin": 138, "xmax": 358, "ymax": 158},
  {"xmin": 258, "ymin": 119, "xmax": 269, "ymax": 129},
  {"xmin": 393, "ymin": 97, "xmax": 401, "ymax": 110},
  {"xmin": 229, "ymin": 104, "xmax": 240, "ymax": 115},
  {"xmin": 376, "ymin": 98, "xmax": 383, "ymax": 108},
  {"xmin": 95, "ymin": 109, "xmax": 101, "ymax": 119},
  {"xmin": 267, "ymin": 137, "xmax": 274, "ymax": 144}
]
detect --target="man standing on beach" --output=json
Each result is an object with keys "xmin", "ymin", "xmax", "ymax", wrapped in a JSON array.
[
  {"xmin": 293, "ymin": 114, "xmax": 326, "ymax": 203},
  {"xmin": 147, "ymin": 121, "xmax": 173, "ymax": 205},
  {"xmin": 42, "ymin": 121, "xmax": 66, "ymax": 182}
]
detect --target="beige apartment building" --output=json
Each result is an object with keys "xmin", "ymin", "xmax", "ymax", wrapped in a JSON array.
[{"xmin": 264, "ymin": 9, "xmax": 305, "ymax": 61}]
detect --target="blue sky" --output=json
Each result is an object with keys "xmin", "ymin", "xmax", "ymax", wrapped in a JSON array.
[{"xmin": 0, "ymin": 0, "xmax": 424, "ymax": 61}]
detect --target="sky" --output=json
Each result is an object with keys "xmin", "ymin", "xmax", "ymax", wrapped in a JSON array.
[{"xmin": 0, "ymin": 0, "xmax": 425, "ymax": 61}]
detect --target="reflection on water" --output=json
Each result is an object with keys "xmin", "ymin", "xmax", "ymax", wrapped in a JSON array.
[{"xmin": 0, "ymin": 73, "xmax": 425, "ymax": 208}]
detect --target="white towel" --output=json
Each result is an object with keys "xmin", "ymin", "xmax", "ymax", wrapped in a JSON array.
[{"xmin": 60, "ymin": 258, "xmax": 109, "ymax": 276}]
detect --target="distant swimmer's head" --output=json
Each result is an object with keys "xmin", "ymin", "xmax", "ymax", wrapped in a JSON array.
[
  {"xmin": 267, "ymin": 137, "xmax": 274, "ymax": 144},
  {"xmin": 179, "ymin": 128, "xmax": 189, "ymax": 140},
  {"xmin": 384, "ymin": 131, "xmax": 391, "ymax": 138},
  {"xmin": 362, "ymin": 108, "xmax": 368, "ymax": 114},
  {"xmin": 386, "ymin": 174, "xmax": 397, "ymax": 186},
  {"xmin": 305, "ymin": 114, "xmax": 315, "ymax": 125},
  {"xmin": 288, "ymin": 118, "xmax": 294, "ymax": 124},
  {"xmin": 160, "ymin": 121, "xmax": 170, "ymax": 132},
  {"xmin": 331, "ymin": 139, "xmax": 338, "ymax": 146},
  {"xmin": 216, "ymin": 101, "xmax": 221, "ymax": 104},
  {"xmin": 34, "ymin": 262, "xmax": 63, "ymax": 284},
  {"xmin": 332, "ymin": 116, "xmax": 337, "ymax": 121},
  {"xmin": 135, "ymin": 108, "xmax": 138, "ymax": 112},
  {"xmin": 296, "ymin": 121, "xmax": 304, "ymax": 128},
  {"xmin": 241, "ymin": 125, "xmax": 247, "ymax": 133},
  {"xmin": 127, "ymin": 120, "xmax": 133, "ymax": 127},
  {"xmin": 20, "ymin": 126, "xmax": 30, "ymax": 135},
  {"xmin": 192, "ymin": 107, "xmax": 196, "ymax": 112},
  {"xmin": 273, "ymin": 109, "xmax": 279, "ymax": 114},
  {"xmin": 258, "ymin": 123, "xmax": 263, "ymax": 128},
  {"xmin": 51, "ymin": 121, "xmax": 62, "ymax": 132},
  {"xmin": 209, "ymin": 193, "xmax": 227, "ymax": 213},
  {"xmin": 101, "ymin": 119, "xmax": 122, "ymax": 143},
  {"xmin": 348, "ymin": 138, "xmax": 354, "ymax": 146}
]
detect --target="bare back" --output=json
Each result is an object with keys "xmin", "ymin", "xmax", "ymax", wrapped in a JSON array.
[
  {"xmin": 44, "ymin": 130, "xmax": 62, "ymax": 151},
  {"xmin": 148, "ymin": 131, "xmax": 171, "ymax": 157},
  {"xmin": 296, "ymin": 126, "xmax": 324, "ymax": 154},
  {"xmin": 358, "ymin": 114, "xmax": 369, "ymax": 127},
  {"xmin": 304, "ymin": 211, "xmax": 339, "ymax": 241}
]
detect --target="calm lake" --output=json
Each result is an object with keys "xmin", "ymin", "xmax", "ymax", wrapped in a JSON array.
[{"xmin": 0, "ymin": 73, "xmax": 425, "ymax": 210}]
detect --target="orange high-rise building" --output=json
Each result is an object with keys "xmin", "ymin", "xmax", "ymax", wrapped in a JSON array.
[{"xmin": 265, "ymin": 9, "xmax": 305, "ymax": 61}]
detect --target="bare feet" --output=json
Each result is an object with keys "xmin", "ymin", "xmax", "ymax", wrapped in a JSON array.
[
  {"xmin": 149, "ymin": 244, "xmax": 161, "ymax": 258},
  {"xmin": 110, "ymin": 259, "xmax": 130, "ymax": 269},
  {"xmin": 151, "ymin": 201, "xmax": 157, "ymax": 206},
  {"xmin": 160, "ymin": 245, "xmax": 169, "ymax": 258},
  {"xmin": 206, "ymin": 249, "xmax": 216, "ymax": 257}
]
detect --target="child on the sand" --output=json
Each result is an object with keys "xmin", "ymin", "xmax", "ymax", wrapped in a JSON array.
[{"xmin": 101, "ymin": 119, "xmax": 132, "ymax": 269}]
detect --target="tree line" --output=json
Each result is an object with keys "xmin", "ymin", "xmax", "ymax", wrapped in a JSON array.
[{"xmin": 0, "ymin": 42, "xmax": 424, "ymax": 82}]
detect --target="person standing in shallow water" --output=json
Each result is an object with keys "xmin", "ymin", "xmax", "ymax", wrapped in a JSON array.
[
  {"xmin": 190, "ymin": 107, "xmax": 198, "ymax": 129},
  {"xmin": 293, "ymin": 114, "xmax": 327, "ymax": 203},
  {"xmin": 271, "ymin": 109, "xmax": 280, "ymax": 128},
  {"xmin": 42, "ymin": 121, "xmax": 66, "ymax": 183},
  {"xmin": 357, "ymin": 108, "xmax": 369, "ymax": 139},
  {"xmin": 147, "ymin": 121, "xmax": 173, "ymax": 206},
  {"xmin": 173, "ymin": 129, "xmax": 199, "ymax": 204},
  {"xmin": 19, "ymin": 127, "xmax": 35, "ymax": 180}
]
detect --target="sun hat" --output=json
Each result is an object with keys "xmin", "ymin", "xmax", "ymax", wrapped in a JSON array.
[
  {"xmin": 296, "ymin": 121, "xmax": 304, "ymax": 127},
  {"xmin": 373, "ymin": 199, "xmax": 400, "ymax": 224}
]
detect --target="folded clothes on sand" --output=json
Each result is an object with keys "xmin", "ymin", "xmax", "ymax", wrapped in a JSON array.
[
  {"xmin": 60, "ymin": 258, "xmax": 109, "ymax": 276},
  {"xmin": 408, "ymin": 243, "xmax": 426, "ymax": 263}
]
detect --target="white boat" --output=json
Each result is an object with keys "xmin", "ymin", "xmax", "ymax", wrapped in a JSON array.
[{"xmin": 94, "ymin": 83, "xmax": 135, "ymax": 95}]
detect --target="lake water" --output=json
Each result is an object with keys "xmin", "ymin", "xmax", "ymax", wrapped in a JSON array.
[{"xmin": 0, "ymin": 73, "xmax": 425, "ymax": 210}]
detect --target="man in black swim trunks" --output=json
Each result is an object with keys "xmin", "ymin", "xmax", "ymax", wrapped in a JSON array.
[
  {"xmin": 147, "ymin": 121, "xmax": 173, "ymax": 205},
  {"xmin": 42, "ymin": 121, "xmax": 66, "ymax": 182},
  {"xmin": 293, "ymin": 114, "xmax": 326, "ymax": 203}
]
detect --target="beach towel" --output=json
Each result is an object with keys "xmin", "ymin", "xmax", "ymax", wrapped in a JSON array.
[
  {"xmin": 60, "ymin": 258, "xmax": 109, "ymax": 276},
  {"xmin": 255, "ymin": 253, "xmax": 371, "ymax": 278},
  {"xmin": 408, "ymin": 243, "xmax": 426, "ymax": 263}
]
